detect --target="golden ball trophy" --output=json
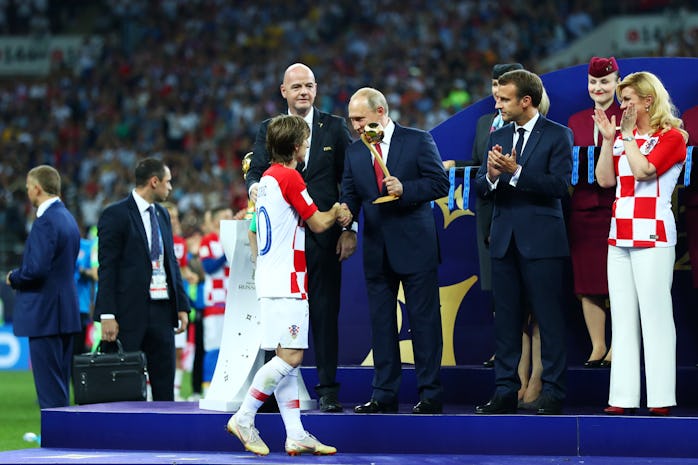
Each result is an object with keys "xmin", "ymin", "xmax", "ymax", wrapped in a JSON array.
[
  {"xmin": 242, "ymin": 151, "xmax": 255, "ymax": 219},
  {"xmin": 360, "ymin": 122, "xmax": 398, "ymax": 204}
]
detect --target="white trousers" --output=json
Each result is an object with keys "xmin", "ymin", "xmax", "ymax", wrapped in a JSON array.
[{"xmin": 607, "ymin": 245, "xmax": 676, "ymax": 408}]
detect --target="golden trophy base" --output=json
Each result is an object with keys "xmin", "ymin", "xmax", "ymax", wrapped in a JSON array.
[{"xmin": 373, "ymin": 195, "xmax": 399, "ymax": 204}]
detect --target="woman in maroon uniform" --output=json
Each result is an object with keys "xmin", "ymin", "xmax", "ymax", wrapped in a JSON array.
[
  {"xmin": 681, "ymin": 105, "xmax": 698, "ymax": 289},
  {"xmin": 566, "ymin": 57, "xmax": 623, "ymax": 367}
]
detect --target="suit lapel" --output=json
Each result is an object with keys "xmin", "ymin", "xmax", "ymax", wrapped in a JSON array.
[
  {"xmin": 355, "ymin": 141, "xmax": 381, "ymax": 195},
  {"xmin": 385, "ymin": 124, "xmax": 403, "ymax": 175},
  {"xmin": 305, "ymin": 108, "xmax": 322, "ymax": 176},
  {"xmin": 154, "ymin": 204, "xmax": 170, "ymax": 253},
  {"xmin": 128, "ymin": 195, "xmax": 150, "ymax": 260},
  {"xmin": 495, "ymin": 124, "xmax": 515, "ymax": 156},
  {"xmin": 519, "ymin": 116, "xmax": 545, "ymax": 167}
]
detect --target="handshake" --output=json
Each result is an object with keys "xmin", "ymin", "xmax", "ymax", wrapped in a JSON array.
[{"xmin": 333, "ymin": 202, "xmax": 353, "ymax": 228}]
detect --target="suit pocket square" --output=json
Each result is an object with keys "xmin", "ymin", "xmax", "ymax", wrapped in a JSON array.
[{"xmin": 323, "ymin": 146, "xmax": 332, "ymax": 152}]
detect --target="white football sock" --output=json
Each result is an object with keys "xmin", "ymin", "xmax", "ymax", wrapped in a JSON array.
[
  {"xmin": 275, "ymin": 367, "xmax": 304, "ymax": 440},
  {"xmin": 235, "ymin": 356, "xmax": 293, "ymax": 426}
]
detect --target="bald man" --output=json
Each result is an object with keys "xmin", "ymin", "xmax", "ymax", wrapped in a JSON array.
[{"xmin": 246, "ymin": 63, "xmax": 353, "ymax": 412}]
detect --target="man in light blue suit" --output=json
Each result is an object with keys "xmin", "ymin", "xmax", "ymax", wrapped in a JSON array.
[
  {"xmin": 7, "ymin": 165, "xmax": 81, "ymax": 409},
  {"xmin": 474, "ymin": 70, "xmax": 572, "ymax": 415},
  {"xmin": 341, "ymin": 87, "xmax": 449, "ymax": 414}
]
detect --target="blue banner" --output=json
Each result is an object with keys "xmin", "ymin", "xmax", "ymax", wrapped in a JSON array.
[{"xmin": 0, "ymin": 324, "xmax": 30, "ymax": 370}]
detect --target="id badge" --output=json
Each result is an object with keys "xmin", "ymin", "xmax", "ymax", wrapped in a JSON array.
[{"xmin": 150, "ymin": 259, "xmax": 169, "ymax": 300}]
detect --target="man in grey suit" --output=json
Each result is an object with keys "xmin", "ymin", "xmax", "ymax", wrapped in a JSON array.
[{"xmin": 474, "ymin": 70, "xmax": 572, "ymax": 415}]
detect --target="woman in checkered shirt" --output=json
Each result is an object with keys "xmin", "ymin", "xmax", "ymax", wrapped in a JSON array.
[{"xmin": 594, "ymin": 71, "xmax": 688, "ymax": 417}]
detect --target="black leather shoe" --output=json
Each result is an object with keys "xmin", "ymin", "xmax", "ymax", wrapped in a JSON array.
[
  {"xmin": 482, "ymin": 357, "xmax": 495, "ymax": 368},
  {"xmin": 536, "ymin": 396, "xmax": 563, "ymax": 415},
  {"xmin": 475, "ymin": 395, "xmax": 517, "ymax": 414},
  {"xmin": 319, "ymin": 394, "xmax": 343, "ymax": 412},
  {"xmin": 599, "ymin": 360, "xmax": 611, "ymax": 368},
  {"xmin": 583, "ymin": 359, "xmax": 604, "ymax": 368},
  {"xmin": 412, "ymin": 399, "xmax": 443, "ymax": 414},
  {"xmin": 354, "ymin": 399, "xmax": 398, "ymax": 414}
]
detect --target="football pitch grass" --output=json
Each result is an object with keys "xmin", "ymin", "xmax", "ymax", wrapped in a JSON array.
[
  {"xmin": 0, "ymin": 371, "xmax": 40, "ymax": 451},
  {"xmin": 0, "ymin": 370, "xmax": 194, "ymax": 451}
]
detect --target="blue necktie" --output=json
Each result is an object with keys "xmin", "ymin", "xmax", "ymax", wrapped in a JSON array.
[
  {"xmin": 514, "ymin": 127, "xmax": 526, "ymax": 159},
  {"xmin": 148, "ymin": 205, "xmax": 161, "ymax": 260}
]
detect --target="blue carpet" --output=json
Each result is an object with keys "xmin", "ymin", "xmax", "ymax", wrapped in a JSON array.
[{"xmin": 1, "ymin": 450, "xmax": 698, "ymax": 465}]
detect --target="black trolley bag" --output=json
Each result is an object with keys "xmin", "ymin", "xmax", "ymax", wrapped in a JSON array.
[{"xmin": 72, "ymin": 339, "xmax": 148, "ymax": 404}]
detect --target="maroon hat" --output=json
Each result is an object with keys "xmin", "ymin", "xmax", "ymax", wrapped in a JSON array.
[{"xmin": 588, "ymin": 56, "xmax": 619, "ymax": 78}]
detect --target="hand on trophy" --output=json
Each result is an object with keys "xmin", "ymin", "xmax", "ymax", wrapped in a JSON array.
[
  {"xmin": 243, "ymin": 151, "xmax": 259, "ymax": 203},
  {"xmin": 383, "ymin": 175, "xmax": 403, "ymax": 197},
  {"xmin": 360, "ymin": 122, "xmax": 399, "ymax": 204}
]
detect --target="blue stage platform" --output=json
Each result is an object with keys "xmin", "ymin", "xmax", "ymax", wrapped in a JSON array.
[
  {"xmin": 1, "ymin": 366, "xmax": 698, "ymax": 464},
  {"xmin": 38, "ymin": 399, "xmax": 698, "ymax": 458}
]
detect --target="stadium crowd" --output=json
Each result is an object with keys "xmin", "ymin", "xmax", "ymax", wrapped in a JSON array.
[{"xmin": 0, "ymin": 0, "xmax": 696, "ymax": 273}]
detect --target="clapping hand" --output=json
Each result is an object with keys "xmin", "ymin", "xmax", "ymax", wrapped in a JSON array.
[
  {"xmin": 486, "ymin": 144, "xmax": 519, "ymax": 180},
  {"xmin": 592, "ymin": 108, "xmax": 617, "ymax": 142},
  {"xmin": 619, "ymin": 104, "xmax": 637, "ymax": 136}
]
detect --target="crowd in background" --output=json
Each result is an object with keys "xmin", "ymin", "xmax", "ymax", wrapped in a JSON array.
[{"xmin": 0, "ymin": 0, "xmax": 697, "ymax": 274}]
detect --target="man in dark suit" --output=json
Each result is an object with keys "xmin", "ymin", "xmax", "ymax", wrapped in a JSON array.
[
  {"xmin": 246, "ymin": 63, "xmax": 353, "ymax": 412},
  {"xmin": 341, "ymin": 87, "xmax": 449, "ymax": 414},
  {"xmin": 443, "ymin": 63, "xmax": 524, "ymax": 367},
  {"xmin": 95, "ymin": 157, "xmax": 189, "ymax": 401},
  {"xmin": 470, "ymin": 64, "xmax": 524, "ymax": 300},
  {"xmin": 474, "ymin": 70, "xmax": 572, "ymax": 415},
  {"xmin": 7, "ymin": 165, "xmax": 81, "ymax": 409}
]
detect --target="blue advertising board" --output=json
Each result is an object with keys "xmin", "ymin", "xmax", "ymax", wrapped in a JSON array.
[{"xmin": 0, "ymin": 324, "xmax": 30, "ymax": 370}]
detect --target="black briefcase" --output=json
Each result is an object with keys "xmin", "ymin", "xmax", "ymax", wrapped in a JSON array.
[{"xmin": 72, "ymin": 339, "xmax": 148, "ymax": 405}]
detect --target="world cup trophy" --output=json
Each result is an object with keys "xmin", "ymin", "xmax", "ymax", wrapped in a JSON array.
[{"xmin": 361, "ymin": 122, "xmax": 398, "ymax": 204}]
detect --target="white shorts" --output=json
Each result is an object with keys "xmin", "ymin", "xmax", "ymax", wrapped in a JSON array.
[
  {"xmin": 203, "ymin": 314, "xmax": 224, "ymax": 352},
  {"xmin": 174, "ymin": 329, "xmax": 187, "ymax": 349},
  {"xmin": 260, "ymin": 297, "xmax": 309, "ymax": 351}
]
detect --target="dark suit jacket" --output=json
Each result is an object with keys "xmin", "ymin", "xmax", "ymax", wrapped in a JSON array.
[
  {"xmin": 94, "ymin": 194, "xmax": 188, "ymax": 330},
  {"xmin": 475, "ymin": 115, "xmax": 573, "ymax": 260},
  {"xmin": 341, "ymin": 123, "xmax": 450, "ymax": 275},
  {"xmin": 10, "ymin": 200, "xmax": 81, "ymax": 337},
  {"xmin": 246, "ymin": 107, "xmax": 352, "ymax": 250},
  {"xmin": 470, "ymin": 112, "xmax": 496, "ymax": 290},
  {"xmin": 471, "ymin": 112, "xmax": 497, "ymax": 168}
]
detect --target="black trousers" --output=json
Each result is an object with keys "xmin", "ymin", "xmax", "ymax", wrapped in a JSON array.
[
  {"xmin": 305, "ymin": 234, "xmax": 342, "ymax": 395},
  {"xmin": 492, "ymin": 239, "xmax": 567, "ymax": 401},
  {"xmin": 119, "ymin": 300, "xmax": 176, "ymax": 401},
  {"xmin": 191, "ymin": 314, "xmax": 204, "ymax": 394}
]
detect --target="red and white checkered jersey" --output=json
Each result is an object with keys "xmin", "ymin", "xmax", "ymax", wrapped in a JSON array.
[
  {"xmin": 199, "ymin": 231, "xmax": 230, "ymax": 308},
  {"xmin": 173, "ymin": 234, "xmax": 187, "ymax": 268},
  {"xmin": 609, "ymin": 128, "xmax": 686, "ymax": 248},
  {"xmin": 255, "ymin": 163, "xmax": 318, "ymax": 299}
]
